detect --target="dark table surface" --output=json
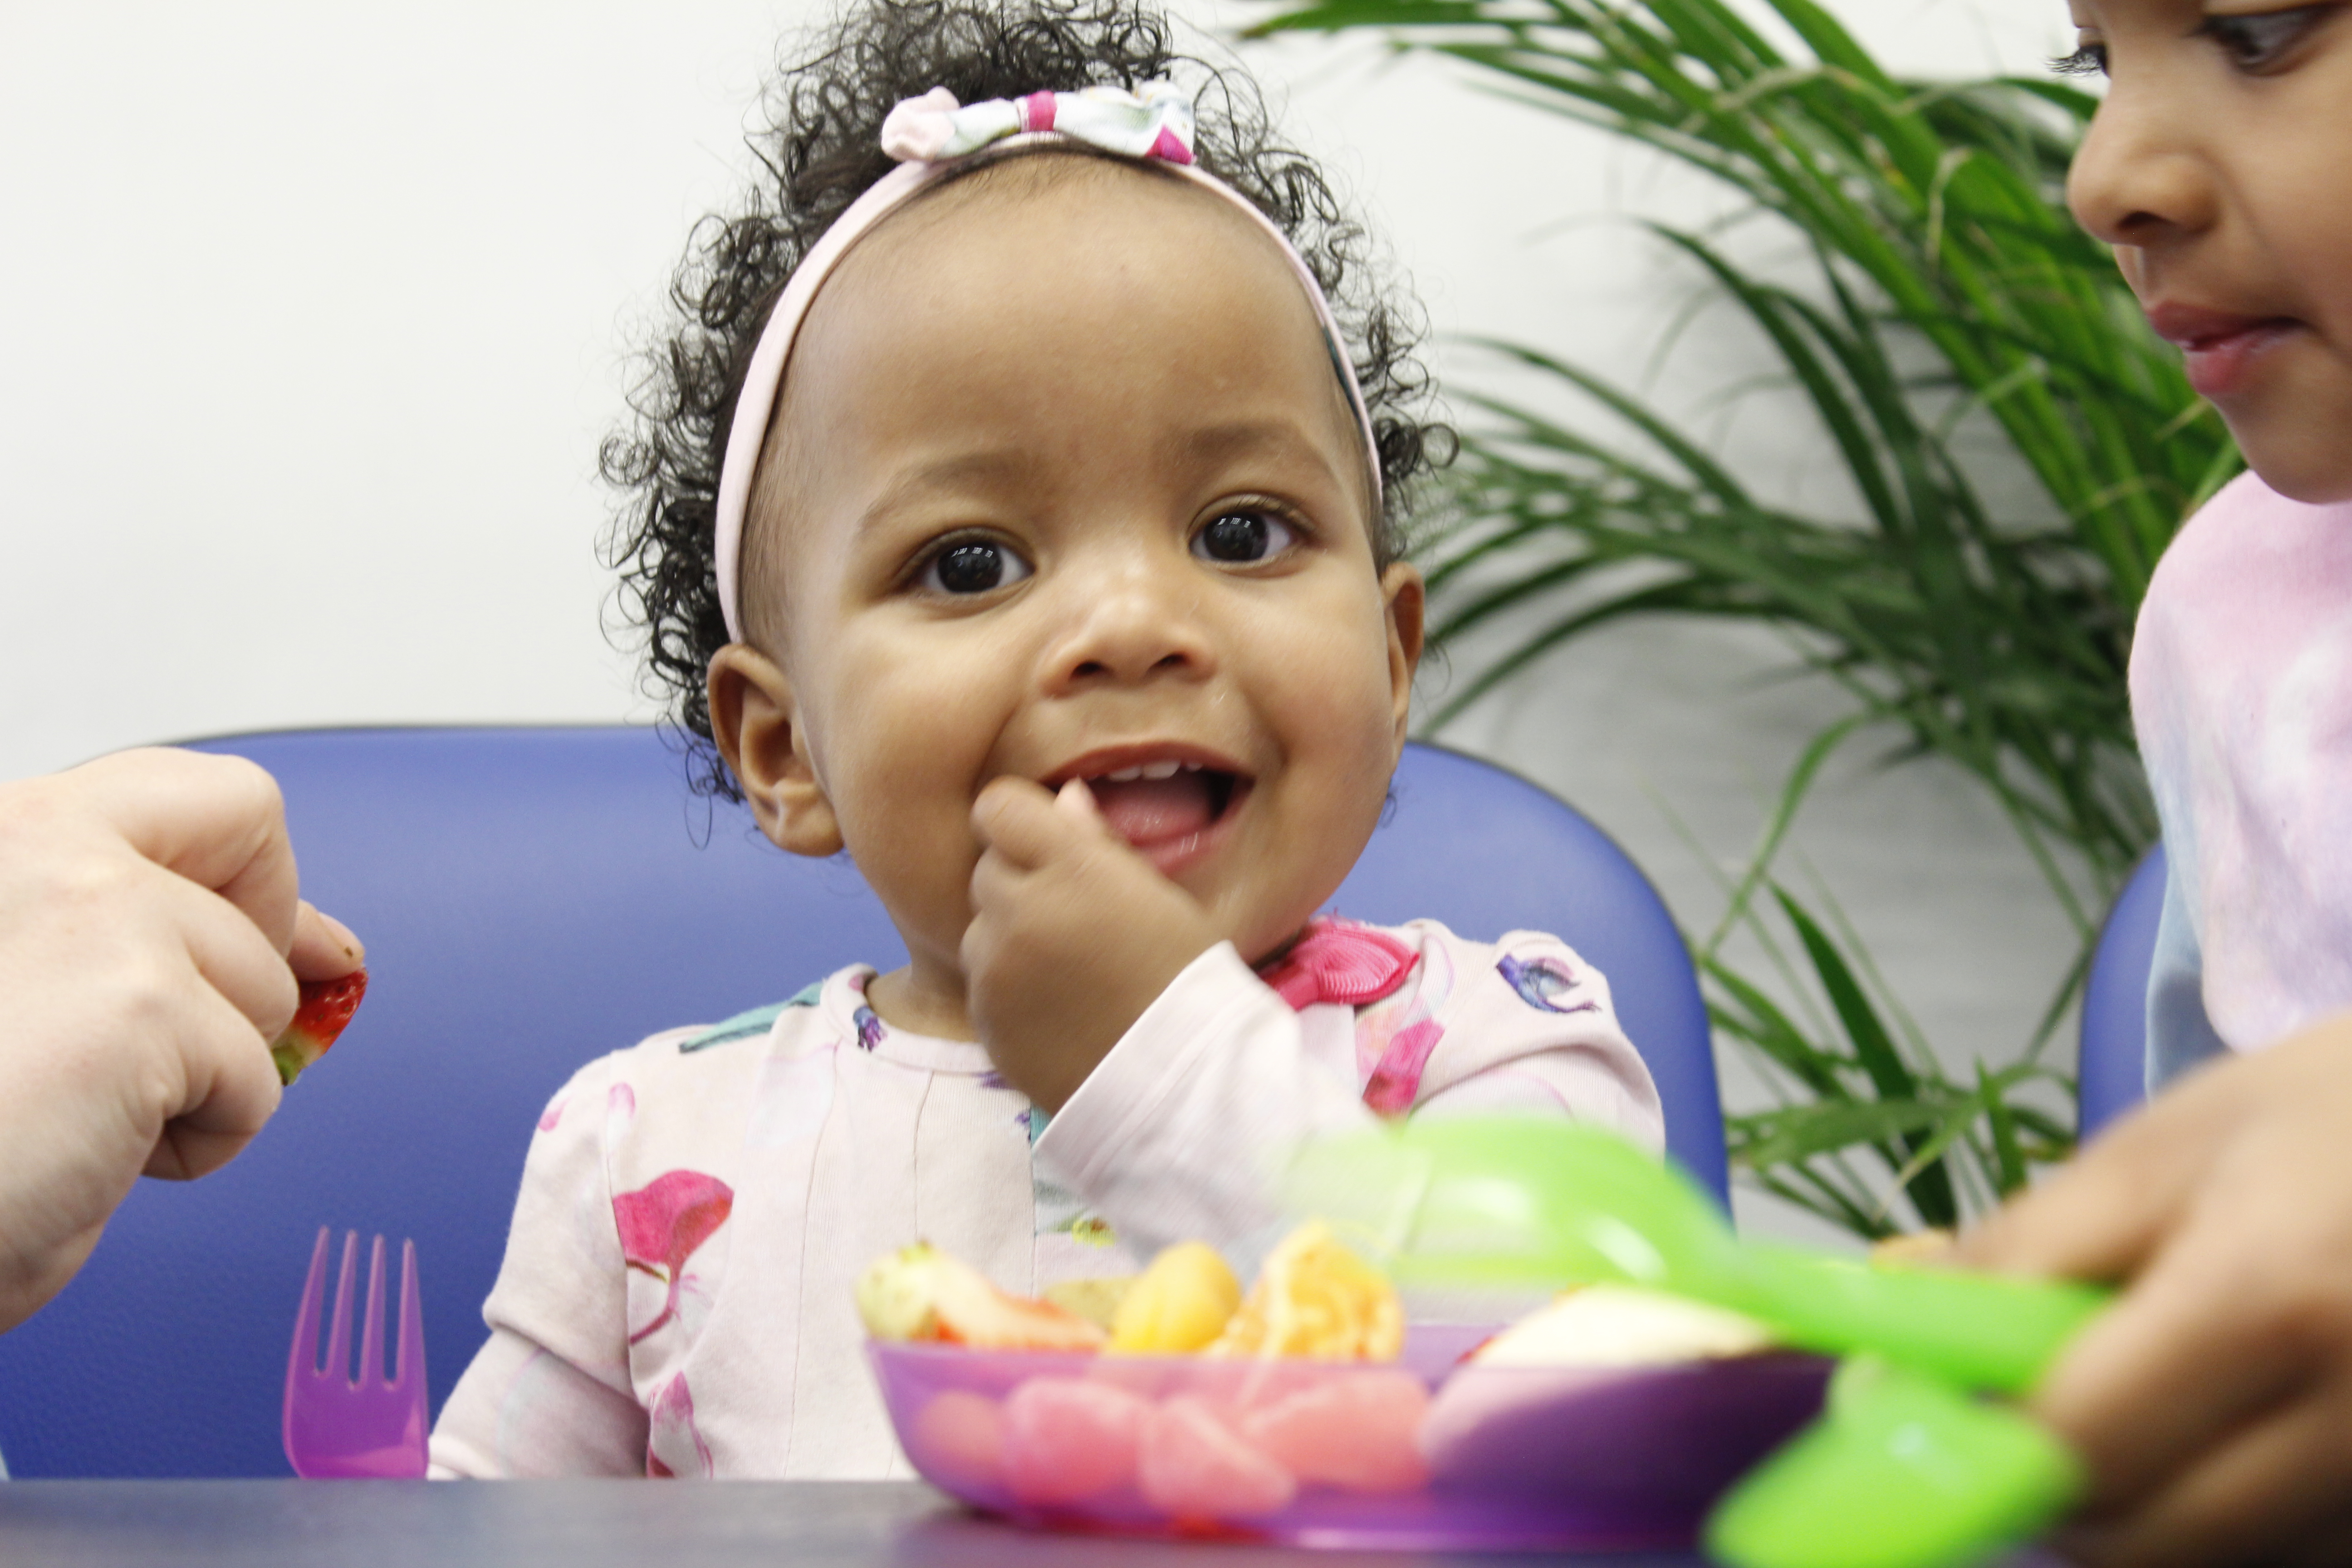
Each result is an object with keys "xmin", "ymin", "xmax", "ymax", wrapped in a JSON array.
[{"xmin": 0, "ymin": 1479, "xmax": 1751, "ymax": 1567}]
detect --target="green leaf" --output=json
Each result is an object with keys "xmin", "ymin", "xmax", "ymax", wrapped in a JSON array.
[
  {"xmin": 1773, "ymin": 887, "xmax": 1959, "ymax": 1227},
  {"xmin": 1730, "ymin": 1098, "xmax": 1943, "ymax": 1169},
  {"xmin": 1979, "ymin": 1062, "xmax": 2028, "ymax": 1195}
]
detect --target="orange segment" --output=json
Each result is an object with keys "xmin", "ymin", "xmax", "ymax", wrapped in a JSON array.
[{"xmin": 1207, "ymin": 1222, "xmax": 1402, "ymax": 1361}]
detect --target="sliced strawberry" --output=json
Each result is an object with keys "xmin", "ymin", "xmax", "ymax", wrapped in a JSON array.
[{"xmin": 271, "ymin": 968, "xmax": 368, "ymax": 1086}]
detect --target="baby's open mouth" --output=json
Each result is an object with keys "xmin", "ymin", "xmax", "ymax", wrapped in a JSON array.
[{"xmin": 1077, "ymin": 760, "xmax": 1248, "ymax": 853}]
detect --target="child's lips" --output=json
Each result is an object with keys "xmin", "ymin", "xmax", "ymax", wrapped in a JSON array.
[{"xmin": 2146, "ymin": 303, "xmax": 2304, "ymax": 400}]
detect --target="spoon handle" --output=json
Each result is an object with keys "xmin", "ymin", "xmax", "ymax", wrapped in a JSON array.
[{"xmin": 1735, "ymin": 1246, "xmax": 2109, "ymax": 1393}]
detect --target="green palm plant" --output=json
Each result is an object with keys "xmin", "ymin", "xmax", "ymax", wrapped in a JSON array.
[{"xmin": 1252, "ymin": 0, "xmax": 2237, "ymax": 1232}]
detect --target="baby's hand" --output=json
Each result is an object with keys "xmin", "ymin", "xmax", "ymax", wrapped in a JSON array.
[
  {"xmin": 963, "ymin": 778, "xmax": 1221, "ymax": 1112},
  {"xmin": 1956, "ymin": 1014, "xmax": 2352, "ymax": 1567}
]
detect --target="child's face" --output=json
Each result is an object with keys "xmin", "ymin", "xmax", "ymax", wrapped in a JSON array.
[
  {"xmin": 2066, "ymin": 2, "xmax": 2352, "ymax": 501},
  {"xmin": 716, "ymin": 160, "xmax": 1421, "ymax": 1005}
]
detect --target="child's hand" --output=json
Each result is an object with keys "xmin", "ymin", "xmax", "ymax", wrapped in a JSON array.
[
  {"xmin": 964, "ymin": 777, "xmax": 1222, "ymax": 1112},
  {"xmin": 1955, "ymin": 1014, "xmax": 2352, "ymax": 1567}
]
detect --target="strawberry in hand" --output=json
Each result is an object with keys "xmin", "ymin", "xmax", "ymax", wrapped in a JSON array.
[{"xmin": 270, "ymin": 969, "xmax": 367, "ymax": 1085}]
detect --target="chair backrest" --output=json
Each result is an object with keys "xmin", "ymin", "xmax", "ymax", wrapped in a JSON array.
[
  {"xmin": 0, "ymin": 727, "xmax": 1716, "ymax": 1477},
  {"xmin": 2078, "ymin": 844, "xmax": 2168, "ymax": 1141}
]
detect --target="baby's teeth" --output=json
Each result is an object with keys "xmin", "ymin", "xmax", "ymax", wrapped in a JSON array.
[
  {"xmin": 1141, "ymin": 760, "xmax": 1181, "ymax": 779},
  {"xmin": 1106, "ymin": 766, "xmax": 1145, "ymax": 782}
]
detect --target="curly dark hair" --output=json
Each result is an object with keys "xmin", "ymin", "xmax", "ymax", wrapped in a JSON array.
[{"xmin": 600, "ymin": 0, "xmax": 1452, "ymax": 802}]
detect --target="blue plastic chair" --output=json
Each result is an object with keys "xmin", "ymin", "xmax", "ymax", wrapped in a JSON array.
[
  {"xmin": 2078, "ymin": 844, "xmax": 2168, "ymax": 1141},
  {"xmin": 0, "ymin": 727, "xmax": 1715, "ymax": 1477}
]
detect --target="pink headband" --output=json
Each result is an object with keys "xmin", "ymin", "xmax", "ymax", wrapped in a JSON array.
[{"xmin": 711, "ymin": 82, "xmax": 1384, "ymax": 643}]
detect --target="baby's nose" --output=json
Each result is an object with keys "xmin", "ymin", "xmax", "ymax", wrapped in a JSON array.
[{"xmin": 1038, "ymin": 560, "xmax": 1218, "ymax": 692}]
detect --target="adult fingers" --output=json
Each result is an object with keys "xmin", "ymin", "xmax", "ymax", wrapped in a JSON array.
[
  {"xmin": 69, "ymin": 749, "xmax": 302, "ymax": 957},
  {"xmin": 2064, "ymin": 1382, "xmax": 2352, "ymax": 1568},
  {"xmin": 141, "ymin": 964, "xmax": 285, "ymax": 1181},
  {"xmin": 288, "ymin": 902, "xmax": 365, "ymax": 982},
  {"xmin": 169, "ymin": 873, "xmax": 303, "ymax": 1044},
  {"xmin": 1955, "ymin": 1062, "xmax": 2247, "ymax": 1283},
  {"xmin": 2024, "ymin": 1191, "xmax": 2331, "ymax": 1515}
]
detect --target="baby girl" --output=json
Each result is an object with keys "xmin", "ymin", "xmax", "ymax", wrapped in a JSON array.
[{"xmin": 429, "ymin": 0, "xmax": 1662, "ymax": 1480}]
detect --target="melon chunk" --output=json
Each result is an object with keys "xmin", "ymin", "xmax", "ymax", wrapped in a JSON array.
[
  {"xmin": 1138, "ymin": 1396, "xmax": 1295, "ymax": 1521},
  {"xmin": 856, "ymin": 1242, "xmax": 1105, "ymax": 1351},
  {"xmin": 1000, "ymin": 1378, "xmax": 1149, "ymax": 1504},
  {"xmin": 910, "ymin": 1391, "xmax": 1005, "ymax": 1492},
  {"xmin": 1240, "ymin": 1371, "xmax": 1430, "ymax": 1493}
]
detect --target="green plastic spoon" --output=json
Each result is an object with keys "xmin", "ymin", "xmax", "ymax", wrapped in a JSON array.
[
  {"xmin": 1284, "ymin": 1117, "xmax": 2103, "ymax": 1568},
  {"xmin": 1286, "ymin": 1116, "xmax": 2105, "ymax": 1392},
  {"xmin": 1708, "ymin": 1356, "xmax": 2081, "ymax": 1568}
]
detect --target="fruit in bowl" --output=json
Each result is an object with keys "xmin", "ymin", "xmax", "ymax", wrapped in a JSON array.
[
  {"xmin": 857, "ymin": 1242, "xmax": 1105, "ymax": 1351},
  {"xmin": 860, "ymin": 1230, "xmax": 1829, "ymax": 1548}
]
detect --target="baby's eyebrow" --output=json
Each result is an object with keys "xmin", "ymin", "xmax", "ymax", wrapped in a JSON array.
[
  {"xmin": 855, "ymin": 450, "xmax": 1037, "ymax": 533},
  {"xmin": 1166, "ymin": 417, "xmax": 1351, "ymax": 490}
]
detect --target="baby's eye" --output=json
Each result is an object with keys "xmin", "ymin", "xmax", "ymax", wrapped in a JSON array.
[
  {"xmin": 918, "ymin": 538, "xmax": 1032, "ymax": 595},
  {"xmin": 2201, "ymin": 5, "xmax": 2335, "ymax": 70},
  {"xmin": 1192, "ymin": 509, "xmax": 1300, "ymax": 564}
]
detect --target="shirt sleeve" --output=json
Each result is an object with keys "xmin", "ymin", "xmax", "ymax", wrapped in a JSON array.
[
  {"xmin": 428, "ymin": 1055, "xmax": 649, "ymax": 1478},
  {"xmin": 1032, "ymin": 923, "xmax": 1664, "ymax": 1268},
  {"xmin": 1412, "ymin": 926, "xmax": 1665, "ymax": 1151},
  {"xmin": 1031, "ymin": 942, "xmax": 1363, "ymax": 1265}
]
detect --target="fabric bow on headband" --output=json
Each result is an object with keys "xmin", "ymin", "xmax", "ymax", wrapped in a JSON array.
[
  {"xmin": 710, "ymin": 82, "xmax": 1378, "ymax": 645},
  {"xmin": 881, "ymin": 83, "xmax": 1195, "ymax": 165}
]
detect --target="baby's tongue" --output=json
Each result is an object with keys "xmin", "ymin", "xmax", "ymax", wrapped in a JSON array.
[{"xmin": 1089, "ymin": 772, "xmax": 1216, "ymax": 848}]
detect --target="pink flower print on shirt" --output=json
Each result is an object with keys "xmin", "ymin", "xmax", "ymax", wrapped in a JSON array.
[
  {"xmin": 1356, "ymin": 937, "xmax": 1455, "ymax": 1116},
  {"xmin": 1362, "ymin": 1017, "xmax": 1444, "ymax": 1116},
  {"xmin": 613, "ymin": 1170, "xmax": 734, "ymax": 1345},
  {"xmin": 645, "ymin": 1372, "xmax": 714, "ymax": 1479},
  {"xmin": 536, "ymin": 1091, "xmax": 570, "ymax": 1132},
  {"xmin": 1258, "ymin": 917, "xmax": 1419, "ymax": 1009},
  {"xmin": 1498, "ymin": 954, "xmax": 1599, "ymax": 1016}
]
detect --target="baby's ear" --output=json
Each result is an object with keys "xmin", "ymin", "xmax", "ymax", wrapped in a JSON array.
[
  {"xmin": 707, "ymin": 645, "xmax": 843, "ymax": 858},
  {"xmin": 1381, "ymin": 561, "xmax": 1426, "ymax": 744}
]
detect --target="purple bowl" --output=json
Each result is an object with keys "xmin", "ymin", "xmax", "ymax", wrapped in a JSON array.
[{"xmin": 867, "ymin": 1332, "xmax": 1831, "ymax": 1551}]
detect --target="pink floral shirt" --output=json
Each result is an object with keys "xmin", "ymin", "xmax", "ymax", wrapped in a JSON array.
[{"xmin": 427, "ymin": 918, "xmax": 1662, "ymax": 1479}]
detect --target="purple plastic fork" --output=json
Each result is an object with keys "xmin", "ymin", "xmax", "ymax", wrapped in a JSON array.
[{"xmin": 283, "ymin": 1228, "xmax": 428, "ymax": 1478}]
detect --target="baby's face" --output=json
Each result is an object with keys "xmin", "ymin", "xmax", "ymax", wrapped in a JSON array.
[
  {"xmin": 2066, "ymin": 1, "xmax": 2352, "ymax": 500},
  {"xmin": 733, "ymin": 160, "xmax": 1420, "ymax": 994}
]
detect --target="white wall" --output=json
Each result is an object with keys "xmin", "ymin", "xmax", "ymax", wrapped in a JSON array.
[{"xmin": 4, "ymin": 1, "xmax": 2100, "ymax": 1238}]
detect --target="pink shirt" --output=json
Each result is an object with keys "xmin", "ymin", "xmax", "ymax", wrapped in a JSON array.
[
  {"xmin": 428, "ymin": 918, "xmax": 1662, "ymax": 1478},
  {"xmin": 2131, "ymin": 472, "xmax": 2352, "ymax": 1080}
]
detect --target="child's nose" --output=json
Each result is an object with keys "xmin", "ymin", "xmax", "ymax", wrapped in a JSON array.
[
  {"xmin": 2067, "ymin": 79, "xmax": 2219, "ymax": 253},
  {"xmin": 1037, "ymin": 556, "xmax": 1218, "ymax": 694}
]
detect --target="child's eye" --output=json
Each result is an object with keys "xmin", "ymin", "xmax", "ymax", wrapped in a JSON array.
[
  {"xmin": 917, "ymin": 538, "xmax": 1032, "ymax": 595},
  {"xmin": 2200, "ymin": 5, "xmax": 2336, "ymax": 70},
  {"xmin": 1192, "ymin": 509, "xmax": 1300, "ymax": 564},
  {"xmin": 2052, "ymin": 40, "xmax": 2109, "ymax": 76}
]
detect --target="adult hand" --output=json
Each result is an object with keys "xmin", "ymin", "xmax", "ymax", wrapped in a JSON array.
[
  {"xmin": 963, "ymin": 777, "xmax": 1220, "ymax": 1112},
  {"xmin": 0, "ymin": 748, "xmax": 363, "ymax": 1333},
  {"xmin": 1956, "ymin": 1015, "xmax": 2352, "ymax": 1567}
]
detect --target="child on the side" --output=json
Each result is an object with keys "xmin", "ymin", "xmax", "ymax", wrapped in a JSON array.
[
  {"xmin": 1958, "ymin": 5, "xmax": 2352, "ymax": 1563},
  {"xmin": 428, "ymin": 0, "xmax": 1661, "ymax": 1480}
]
